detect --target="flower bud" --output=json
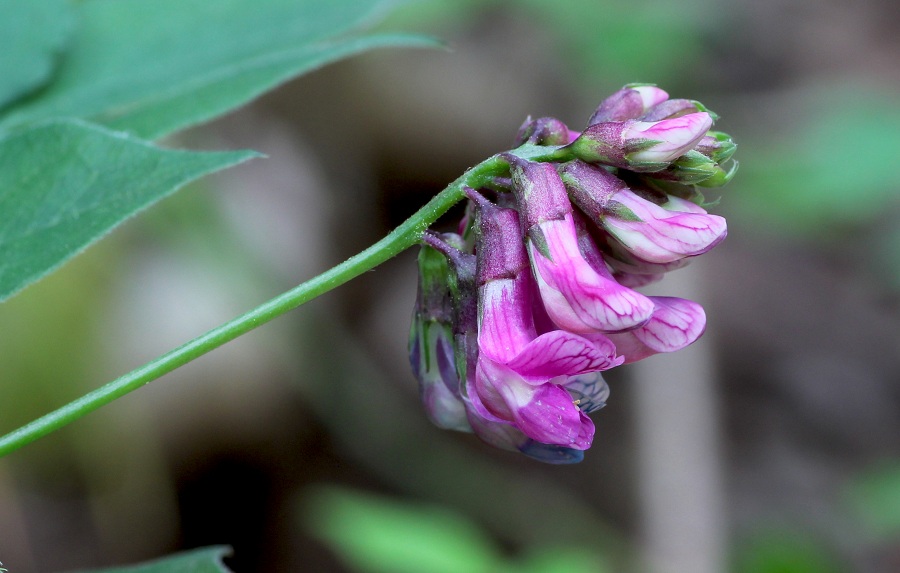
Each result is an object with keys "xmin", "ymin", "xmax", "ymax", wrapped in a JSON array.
[
  {"xmin": 695, "ymin": 131, "xmax": 737, "ymax": 163},
  {"xmin": 409, "ymin": 241, "xmax": 471, "ymax": 431},
  {"xmin": 588, "ymin": 84, "xmax": 669, "ymax": 124},
  {"xmin": 695, "ymin": 160, "xmax": 739, "ymax": 188},
  {"xmin": 514, "ymin": 116, "xmax": 576, "ymax": 147},
  {"xmin": 568, "ymin": 112, "xmax": 713, "ymax": 172},
  {"xmin": 648, "ymin": 150, "xmax": 723, "ymax": 185}
]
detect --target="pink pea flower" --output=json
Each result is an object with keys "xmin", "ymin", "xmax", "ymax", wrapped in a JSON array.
[
  {"xmin": 568, "ymin": 112, "xmax": 713, "ymax": 172},
  {"xmin": 466, "ymin": 191, "xmax": 622, "ymax": 449},
  {"xmin": 506, "ymin": 156, "xmax": 655, "ymax": 333},
  {"xmin": 562, "ymin": 160, "xmax": 727, "ymax": 264}
]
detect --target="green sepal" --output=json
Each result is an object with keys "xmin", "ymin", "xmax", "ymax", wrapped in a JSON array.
[
  {"xmin": 604, "ymin": 200, "xmax": 644, "ymax": 222},
  {"xmin": 691, "ymin": 100, "xmax": 720, "ymax": 122},
  {"xmin": 697, "ymin": 160, "xmax": 739, "ymax": 188},
  {"xmin": 527, "ymin": 225, "xmax": 553, "ymax": 262}
]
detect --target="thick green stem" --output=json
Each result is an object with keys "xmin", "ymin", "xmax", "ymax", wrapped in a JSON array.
[{"xmin": 0, "ymin": 145, "xmax": 572, "ymax": 458}]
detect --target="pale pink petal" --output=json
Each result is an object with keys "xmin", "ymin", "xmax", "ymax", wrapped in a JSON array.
[
  {"xmin": 607, "ymin": 297, "xmax": 707, "ymax": 363},
  {"xmin": 604, "ymin": 188, "xmax": 727, "ymax": 263},
  {"xmin": 626, "ymin": 112, "xmax": 713, "ymax": 164}
]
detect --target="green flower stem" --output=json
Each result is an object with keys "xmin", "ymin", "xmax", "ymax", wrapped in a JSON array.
[{"xmin": 0, "ymin": 145, "xmax": 570, "ymax": 458}]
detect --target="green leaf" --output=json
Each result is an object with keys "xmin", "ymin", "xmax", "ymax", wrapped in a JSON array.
[
  {"xmin": 71, "ymin": 546, "xmax": 232, "ymax": 573},
  {"xmin": 0, "ymin": 119, "xmax": 258, "ymax": 302},
  {"xmin": 303, "ymin": 486, "xmax": 504, "ymax": 573},
  {"xmin": 0, "ymin": 0, "xmax": 75, "ymax": 109},
  {"xmin": 0, "ymin": 0, "xmax": 440, "ymax": 140}
]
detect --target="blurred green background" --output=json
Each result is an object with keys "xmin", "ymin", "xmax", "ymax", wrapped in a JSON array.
[{"xmin": 1, "ymin": 0, "xmax": 898, "ymax": 571}]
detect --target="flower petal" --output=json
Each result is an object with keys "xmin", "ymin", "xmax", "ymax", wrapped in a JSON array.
[
  {"xmin": 607, "ymin": 296, "xmax": 707, "ymax": 363},
  {"xmin": 603, "ymin": 188, "xmax": 727, "ymax": 263},
  {"xmin": 625, "ymin": 112, "xmax": 713, "ymax": 165},
  {"xmin": 478, "ymin": 277, "xmax": 536, "ymax": 363},
  {"xmin": 506, "ymin": 329, "xmax": 622, "ymax": 382},
  {"xmin": 563, "ymin": 371, "xmax": 611, "ymax": 414},
  {"xmin": 530, "ymin": 216, "xmax": 655, "ymax": 333},
  {"xmin": 517, "ymin": 440, "xmax": 586, "ymax": 464},
  {"xmin": 513, "ymin": 383, "xmax": 595, "ymax": 448}
]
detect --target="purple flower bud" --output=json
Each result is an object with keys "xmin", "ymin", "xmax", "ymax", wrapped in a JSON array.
[
  {"xmin": 514, "ymin": 116, "xmax": 574, "ymax": 147},
  {"xmin": 409, "ymin": 241, "xmax": 472, "ymax": 431},
  {"xmin": 606, "ymin": 297, "xmax": 707, "ymax": 363},
  {"xmin": 562, "ymin": 160, "xmax": 727, "ymax": 264},
  {"xmin": 588, "ymin": 84, "xmax": 669, "ymax": 124},
  {"xmin": 568, "ymin": 112, "xmax": 713, "ymax": 172},
  {"xmin": 507, "ymin": 156, "xmax": 655, "ymax": 333}
]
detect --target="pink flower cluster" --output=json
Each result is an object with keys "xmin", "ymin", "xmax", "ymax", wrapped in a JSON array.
[{"xmin": 409, "ymin": 85, "xmax": 736, "ymax": 463}]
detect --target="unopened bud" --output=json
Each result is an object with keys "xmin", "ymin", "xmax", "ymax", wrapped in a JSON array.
[
  {"xmin": 695, "ymin": 131, "xmax": 737, "ymax": 163},
  {"xmin": 568, "ymin": 112, "xmax": 713, "ymax": 172},
  {"xmin": 514, "ymin": 116, "xmax": 574, "ymax": 146},
  {"xmin": 588, "ymin": 84, "xmax": 669, "ymax": 124}
]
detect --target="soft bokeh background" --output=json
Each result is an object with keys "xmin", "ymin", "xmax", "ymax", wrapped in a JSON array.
[{"xmin": 1, "ymin": 0, "xmax": 899, "ymax": 571}]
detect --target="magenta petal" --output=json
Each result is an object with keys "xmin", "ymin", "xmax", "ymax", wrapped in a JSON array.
[
  {"xmin": 478, "ymin": 278, "xmax": 536, "ymax": 363},
  {"xmin": 514, "ymin": 383, "xmax": 595, "ymax": 448},
  {"xmin": 464, "ymin": 402, "xmax": 523, "ymax": 452},
  {"xmin": 472, "ymin": 359, "xmax": 517, "ymax": 421},
  {"xmin": 506, "ymin": 330, "xmax": 621, "ymax": 382},
  {"xmin": 530, "ymin": 216, "xmax": 654, "ymax": 333}
]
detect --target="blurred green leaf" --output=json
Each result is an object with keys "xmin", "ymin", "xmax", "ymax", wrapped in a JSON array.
[
  {"xmin": 382, "ymin": 0, "xmax": 713, "ymax": 87},
  {"xmin": 72, "ymin": 546, "xmax": 232, "ymax": 573},
  {"xmin": 734, "ymin": 528, "xmax": 844, "ymax": 573},
  {"xmin": 846, "ymin": 461, "xmax": 900, "ymax": 539},
  {"xmin": 518, "ymin": 0, "xmax": 714, "ymax": 87},
  {"xmin": 0, "ymin": 0, "xmax": 75, "ymax": 109},
  {"xmin": 0, "ymin": 0, "xmax": 439, "ymax": 140},
  {"xmin": 735, "ymin": 86, "xmax": 900, "ymax": 234},
  {"xmin": 506, "ymin": 547, "xmax": 610, "ymax": 573},
  {"xmin": 304, "ymin": 486, "xmax": 504, "ymax": 573},
  {"xmin": 0, "ymin": 119, "xmax": 258, "ymax": 302}
]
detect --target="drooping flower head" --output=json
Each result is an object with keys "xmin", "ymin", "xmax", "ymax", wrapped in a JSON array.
[{"xmin": 408, "ymin": 83, "xmax": 738, "ymax": 463}]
